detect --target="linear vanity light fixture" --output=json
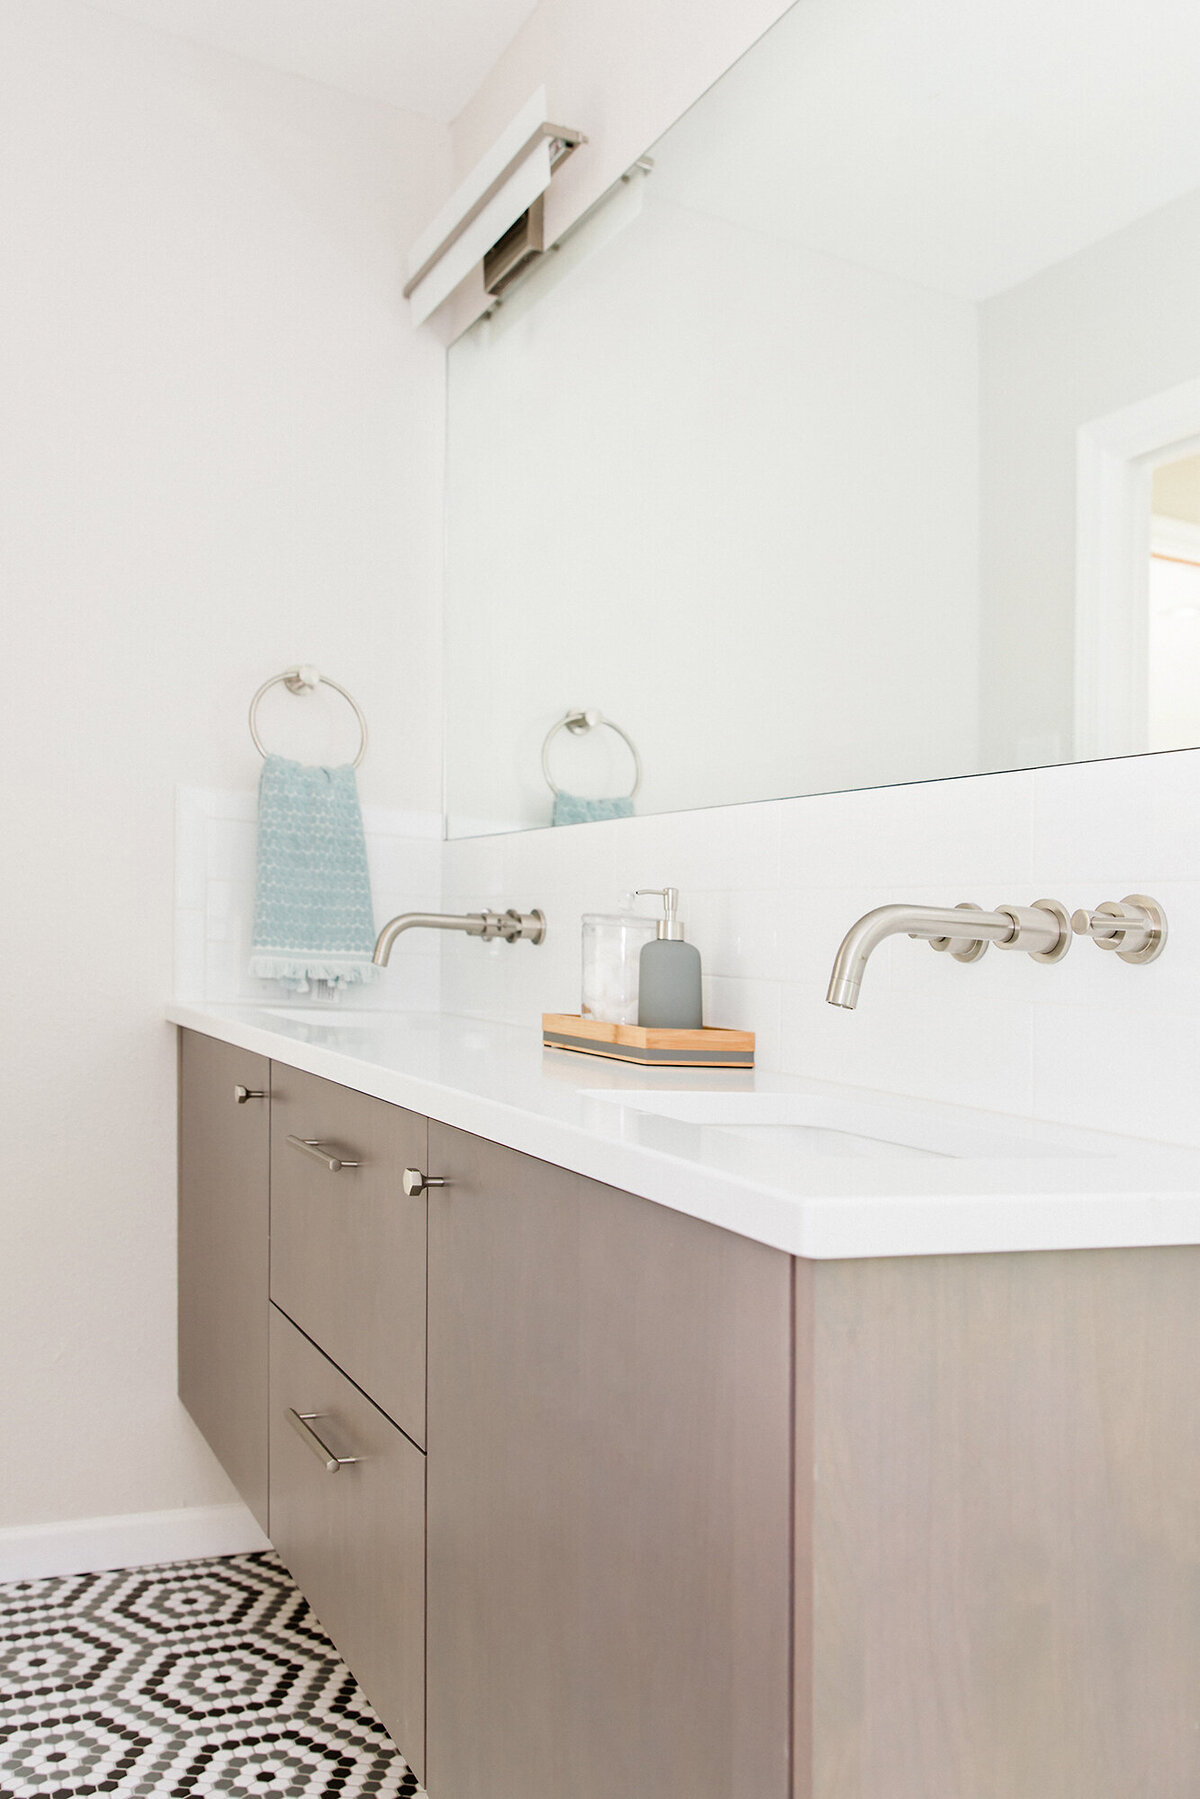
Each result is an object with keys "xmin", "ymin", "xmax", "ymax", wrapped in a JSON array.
[
  {"xmin": 403, "ymin": 87, "xmax": 585, "ymax": 325},
  {"xmin": 478, "ymin": 152, "xmax": 655, "ymax": 321}
]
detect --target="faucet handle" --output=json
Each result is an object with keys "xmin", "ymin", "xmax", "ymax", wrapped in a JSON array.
[
  {"xmin": 1070, "ymin": 895, "xmax": 1167, "ymax": 964},
  {"xmin": 926, "ymin": 897, "xmax": 1071, "ymax": 964},
  {"xmin": 992, "ymin": 899, "xmax": 1072, "ymax": 963},
  {"xmin": 501, "ymin": 908, "xmax": 547, "ymax": 944}
]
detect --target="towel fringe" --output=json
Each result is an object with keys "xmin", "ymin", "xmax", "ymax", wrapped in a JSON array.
[{"xmin": 249, "ymin": 953, "xmax": 378, "ymax": 994}]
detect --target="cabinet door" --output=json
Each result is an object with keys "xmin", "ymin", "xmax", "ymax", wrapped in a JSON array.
[
  {"xmin": 178, "ymin": 1028, "xmax": 270, "ymax": 1531},
  {"xmin": 425, "ymin": 1124, "xmax": 793, "ymax": 1799},
  {"xmin": 271, "ymin": 1066, "xmax": 427, "ymax": 1447},
  {"xmin": 269, "ymin": 1304, "xmax": 426, "ymax": 1784}
]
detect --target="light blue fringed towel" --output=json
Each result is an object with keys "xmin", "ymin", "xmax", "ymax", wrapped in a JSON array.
[
  {"xmin": 551, "ymin": 792, "xmax": 635, "ymax": 826},
  {"xmin": 250, "ymin": 755, "xmax": 377, "ymax": 992}
]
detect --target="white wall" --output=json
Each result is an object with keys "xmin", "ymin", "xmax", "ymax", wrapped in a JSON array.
[
  {"xmin": 979, "ymin": 184, "xmax": 1200, "ymax": 769},
  {"xmin": 444, "ymin": 186, "xmax": 979, "ymax": 830},
  {"xmin": 0, "ymin": 0, "xmax": 448, "ymax": 1531}
]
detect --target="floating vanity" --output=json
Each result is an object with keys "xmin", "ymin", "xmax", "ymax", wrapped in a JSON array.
[{"xmin": 171, "ymin": 1003, "xmax": 1200, "ymax": 1799}]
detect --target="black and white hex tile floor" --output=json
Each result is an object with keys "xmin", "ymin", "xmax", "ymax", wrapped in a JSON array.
[{"xmin": 0, "ymin": 1552, "xmax": 425, "ymax": 1798}]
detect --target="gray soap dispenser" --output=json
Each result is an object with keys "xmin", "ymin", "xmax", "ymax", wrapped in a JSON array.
[{"xmin": 635, "ymin": 887, "xmax": 703, "ymax": 1029}]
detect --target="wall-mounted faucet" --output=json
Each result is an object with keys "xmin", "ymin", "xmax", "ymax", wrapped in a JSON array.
[
  {"xmin": 373, "ymin": 908, "xmax": 546, "ymax": 966},
  {"xmin": 826, "ymin": 899, "xmax": 1071, "ymax": 1010}
]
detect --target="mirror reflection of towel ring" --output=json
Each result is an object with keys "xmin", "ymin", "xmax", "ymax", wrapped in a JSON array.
[
  {"xmin": 248, "ymin": 664, "xmax": 368, "ymax": 768},
  {"xmin": 541, "ymin": 709, "xmax": 642, "ymax": 798}
]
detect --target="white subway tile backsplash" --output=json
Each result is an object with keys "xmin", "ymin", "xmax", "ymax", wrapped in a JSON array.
[
  {"xmin": 442, "ymin": 831, "xmax": 507, "ymax": 896},
  {"xmin": 372, "ymin": 951, "xmax": 441, "ymax": 1014},
  {"xmin": 173, "ymin": 907, "xmax": 206, "ymax": 1002},
  {"xmin": 689, "ymin": 890, "xmax": 782, "ymax": 983},
  {"xmin": 1031, "ymin": 751, "xmax": 1200, "ymax": 887},
  {"xmin": 784, "ymin": 983, "xmax": 1036, "ymax": 1118},
  {"xmin": 174, "ymin": 801, "xmax": 208, "ymax": 911},
  {"xmin": 178, "ymin": 749, "xmax": 1200, "ymax": 1142},
  {"xmin": 703, "ymin": 975, "xmax": 782, "ymax": 1074},
  {"xmin": 204, "ymin": 936, "xmax": 250, "ymax": 1003},
  {"xmin": 205, "ymin": 818, "xmax": 257, "ymax": 883},
  {"xmin": 451, "ymin": 748, "xmax": 1199, "ymax": 1141},
  {"xmin": 203, "ymin": 880, "xmax": 241, "ymax": 943},
  {"xmin": 1032, "ymin": 1000, "xmax": 1200, "ymax": 1146},
  {"xmin": 366, "ymin": 832, "xmax": 442, "ymax": 895}
]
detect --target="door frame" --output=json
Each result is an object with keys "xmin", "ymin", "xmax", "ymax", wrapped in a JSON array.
[{"xmin": 1075, "ymin": 375, "xmax": 1200, "ymax": 759}]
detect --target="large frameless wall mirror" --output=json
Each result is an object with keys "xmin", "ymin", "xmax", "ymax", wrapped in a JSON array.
[{"xmin": 444, "ymin": 0, "xmax": 1200, "ymax": 836}]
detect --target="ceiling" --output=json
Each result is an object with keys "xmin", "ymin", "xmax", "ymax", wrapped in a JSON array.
[
  {"xmin": 650, "ymin": 0, "xmax": 1200, "ymax": 300},
  {"xmin": 81, "ymin": 0, "xmax": 539, "ymax": 122}
]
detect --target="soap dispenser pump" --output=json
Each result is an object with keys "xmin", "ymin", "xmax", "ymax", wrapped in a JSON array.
[{"xmin": 635, "ymin": 887, "xmax": 703, "ymax": 1029}]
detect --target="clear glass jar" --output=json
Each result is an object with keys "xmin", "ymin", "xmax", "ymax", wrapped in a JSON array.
[{"xmin": 580, "ymin": 913, "xmax": 657, "ymax": 1024}]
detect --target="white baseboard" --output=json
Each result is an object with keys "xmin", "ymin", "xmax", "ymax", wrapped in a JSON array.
[{"xmin": 0, "ymin": 1502, "xmax": 272, "ymax": 1583}]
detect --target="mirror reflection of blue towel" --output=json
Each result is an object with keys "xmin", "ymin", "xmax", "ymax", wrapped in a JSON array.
[
  {"xmin": 551, "ymin": 792, "xmax": 635, "ymax": 826},
  {"xmin": 250, "ymin": 754, "xmax": 377, "ymax": 991}
]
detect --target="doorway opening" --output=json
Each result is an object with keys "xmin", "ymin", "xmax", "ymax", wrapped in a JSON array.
[{"xmin": 1075, "ymin": 376, "xmax": 1200, "ymax": 759}]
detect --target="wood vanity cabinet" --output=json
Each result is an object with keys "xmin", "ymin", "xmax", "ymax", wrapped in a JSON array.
[
  {"xmin": 177, "ymin": 1029, "xmax": 270, "ymax": 1532},
  {"xmin": 176, "ymin": 1036, "xmax": 794, "ymax": 1799},
  {"xmin": 423, "ymin": 1123, "xmax": 794, "ymax": 1799},
  {"xmin": 179, "ymin": 1030, "xmax": 1200, "ymax": 1799},
  {"xmin": 801, "ymin": 1250, "xmax": 1200, "ymax": 1799}
]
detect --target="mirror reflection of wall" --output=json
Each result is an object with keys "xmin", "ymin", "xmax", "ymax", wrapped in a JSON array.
[{"xmin": 444, "ymin": 0, "xmax": 1200, "ymax": 836}]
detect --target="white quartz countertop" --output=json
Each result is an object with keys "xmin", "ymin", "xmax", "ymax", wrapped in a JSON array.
[{"xmin": 167, "ymin": 1002, "xmax": 1200, "ymax": 1260}]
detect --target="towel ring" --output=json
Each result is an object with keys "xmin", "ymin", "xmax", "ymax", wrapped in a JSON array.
[
  {"xmin": 541, "ymin": 709, "xmax": 642, "ymax": 798},
  {"xmin": 248, "ymin": 665, "xmax": 368, "ymax": 768}
]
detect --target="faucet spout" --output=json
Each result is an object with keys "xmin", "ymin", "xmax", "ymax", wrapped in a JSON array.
[
  {"xmin": 373, "ymin": 912, "xmax": 484, "ymax": 966},
  {"xmin": 825, "ymin": 904, "xmax": 1016, "ymax": 1010},
  {"xmin": 373, "ymin": 908, "xmax": 546, "ymax": 966}
]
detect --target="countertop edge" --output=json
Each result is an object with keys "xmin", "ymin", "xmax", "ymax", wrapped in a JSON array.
[{"xmin": 166, "ymin": 1004, "xmax": 1200, "ymax": 1261}]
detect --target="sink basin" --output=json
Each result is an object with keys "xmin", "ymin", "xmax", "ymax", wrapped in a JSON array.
[
  {"xmin": 265, "ymin": 1007, "xmax": 376, "ymax": 1029},
  {"xmin": 586, "ymin": 1089, "xmax": 1100, "ymax": 1161}
]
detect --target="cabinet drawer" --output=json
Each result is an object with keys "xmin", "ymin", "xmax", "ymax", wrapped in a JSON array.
[
  {"xmin": 270, "ymin": 1065, "xmax": 426, "ymax": 1446},
  {"xmin": 269, "ymin": 1304, "xmax": 425, "ymax": 1783}
]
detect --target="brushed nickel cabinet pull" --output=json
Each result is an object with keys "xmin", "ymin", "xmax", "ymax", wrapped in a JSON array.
[
  {"xmin": 285, "ymin": 1408, "xmax": 358, "ymax": 1472},
  {"xmin": 234, "ymin": 1085, "xmax": 265, "ymax": 1104},
  {"xmin": 403, "ymin": 1167, "xmax": 447, "ymax": 1197},
  {"xmin": 285, "ymin": 1133, "xmax": 359, "ymax": 1173}
]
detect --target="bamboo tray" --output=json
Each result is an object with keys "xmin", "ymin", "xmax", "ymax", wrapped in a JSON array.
[{"xmin": 542, "ymin": 1014, "xmax": 754, "ymax": 1068}]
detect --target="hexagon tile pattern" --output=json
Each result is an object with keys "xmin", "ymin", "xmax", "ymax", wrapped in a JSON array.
[{"xmin": 0, "ymin": 1551, "xmax": 423, "ymax": 1798}]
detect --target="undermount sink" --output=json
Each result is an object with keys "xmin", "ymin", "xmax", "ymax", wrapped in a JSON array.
[
  {"xmin": 266, "ymin": 1007, "xmax": 376, "ymax": 1028},
  {"xmin": 587, "ymin": 1089, "xmax": 1101, "ymax": 1161}
]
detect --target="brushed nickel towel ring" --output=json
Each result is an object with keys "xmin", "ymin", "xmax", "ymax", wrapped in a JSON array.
[
  {"xmin": 248, "ymin": 664, "xmax": 368, "ymax": 768},
  {"xmin": 541, "ymin": 709, "xmax": 642, "ymax": 798}
]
